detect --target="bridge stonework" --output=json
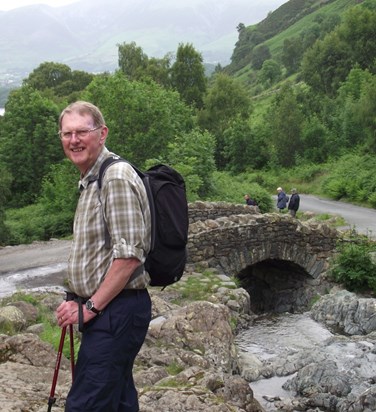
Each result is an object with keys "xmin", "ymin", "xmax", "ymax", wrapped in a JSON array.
[{"xmin": 187, "ymin": 201, "xmax": 339, "ymax": 312}]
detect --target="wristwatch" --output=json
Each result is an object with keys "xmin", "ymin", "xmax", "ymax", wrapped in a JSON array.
[{"xmin": 85, "ymin": 299, "xmax": 102, "ymax": 315}]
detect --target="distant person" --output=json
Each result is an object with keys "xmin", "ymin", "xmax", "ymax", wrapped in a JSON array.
[
  {"xmin": 288, "ymin": 188, "xmax": 300, "ymax": 217},
  {"xmin": 244, "ymin": 194, "xmax": 257, "ymax": 206},
  {"xmin": 276, "ymin": 187, "xmax": 288, "ymax": 212}
]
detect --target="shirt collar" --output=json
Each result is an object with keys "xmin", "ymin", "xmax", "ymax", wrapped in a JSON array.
[{"xmin": 78, "ymin": 147, "xmax": 110, "ymax": 191}]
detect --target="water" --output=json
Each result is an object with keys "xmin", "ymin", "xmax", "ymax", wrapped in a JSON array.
[
  {"xmin": 0, "ymin": 108, "xmax": 4, "ymax": 116},
  {"xmin": 235, "ymin": 312, "xmax": 334, "ymax": 410},
  {"xmin": 0, "ymin": 263, "xmax": 67, "ymax": 298}
]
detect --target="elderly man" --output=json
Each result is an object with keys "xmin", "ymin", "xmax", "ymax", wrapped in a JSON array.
[
  {"xmin": 55, "ymin": 101, "xmax": 152, "ymax": 412},
  {"xmin": 288, "ymin": 188, "xmax": 300, "ymax": 217}
]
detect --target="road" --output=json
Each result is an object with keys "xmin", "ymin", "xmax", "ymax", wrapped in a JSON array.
[
  {"xmin": 1, "ymin": 195, "xmax": 376, "ymax": 297},
  {"xmin": 297, "ymin": 194, "xmax": 376, "ymax": 238},
  {"xmin": 0, "ymin": 239, "xmax": 71, "ymax": 298}
]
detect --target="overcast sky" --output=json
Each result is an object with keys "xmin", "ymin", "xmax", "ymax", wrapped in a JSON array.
[
  {"xmin": 0, "ymin": 0, "xmax": 287, "ymax": 12},
  {"xmin": 0, "ymin": 0, "xmax": 79, "ymax": 10}
]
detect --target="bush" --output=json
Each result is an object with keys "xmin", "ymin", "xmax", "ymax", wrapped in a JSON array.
[
  {"xmin": 329, "ymin": 241, "xmax": 376, "ymax": 294},
  {"xmin": 207, "ymin": 171, "xmax": 274, "ymax": 213}
]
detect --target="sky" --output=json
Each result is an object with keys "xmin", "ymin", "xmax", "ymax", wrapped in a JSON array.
[
  {"xmin": 0, "ymin": 0, "xmax": 287, "ymax": 12},
  {"xmin": 0, "ymin": 0, "xmax": 79, "ymax": 10}
]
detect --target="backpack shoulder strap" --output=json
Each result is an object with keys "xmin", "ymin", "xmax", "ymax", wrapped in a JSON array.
[{"xmin": 97, "ymin": 155, "xmax": 156, "ymax": 252}]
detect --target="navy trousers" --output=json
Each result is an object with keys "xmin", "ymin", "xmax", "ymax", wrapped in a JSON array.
[{"xmin": 65, "ymin": 289, "xmax": 151, "ymax": 412}]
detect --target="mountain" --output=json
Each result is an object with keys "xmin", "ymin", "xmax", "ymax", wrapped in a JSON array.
[{"xmin": 0, "ymin": 0, "xmax": 286, "ymax": 82}]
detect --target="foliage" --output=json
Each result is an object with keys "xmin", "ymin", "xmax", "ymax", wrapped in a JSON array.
[
  {"xmin": 83, "ymin": 71, "xmax": 194, "ymax": 168},
  {"xmin": 117, "ymin": 41, "xmax": 148, "ymax": 81},
  {"xmin": 301, "ymin": 6, "xmax": 376, "ymax": 96},
  {"xmin": 206, "ymin": 171, "xmax": 273, "ymax": 213},
  {"xmin": 250, "ymin": 44, "xmax": 271, "ymax": 70},
  {"xmin": 6, "ymin": 204, "xmax": 48, "ymax": 244},
  {"xmin": 0, "ymin": 166, "xmax": 12, "ymax": 244},
  {"xmin": 2, "ymin": 1, "xmax": 376, "ymax": 247},
  {"xmin": 118, "ymin": 41, "xmax": 173, "ymax": 88},
  {"xmin": 266, "ymin": 83, "xmax": 305, "ymax": 168},
  {"xmin": 24, "ymin": 61, "xmax": 94, "ymax": 101},
  {"xmin": 259, "ymin": 59, "xmax": 282, "ymax": 86},
  {"xmin": 223, "ymin": 117, "xmax": 268, "ymax": 173},
  {"xmin": 0, "ymin": 86, "xmax": 63, "ymax": 207},
  {"xmin": 321, "ymin": 153, "xmax": 376, "ymax": 204},
  {"xmin": 329, "ymin": 240, "xmax": 376, "ymax": 293},
  {"xmin": 40, "ymin": 322, "xmax": 80, "ymax": 361},
  {"xmin": 166, "ymin": 129, "xmax": 217, "ymax": 200},
  {"xmin": 0, "ymin": 85, "xmax": 16, "ymax": 107},
  {"xmin": 170, "ymin": 43, "xmax": 207, "ymax": 109},
  {"xmin": 5, "ymin": 159, "xmax": 78, "ymax": 244},
  {"xmin": 198, "ymin": 73, "xmax": 252, "ymax": 169}
]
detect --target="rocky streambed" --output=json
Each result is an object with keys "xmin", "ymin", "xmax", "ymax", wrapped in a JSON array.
[{"xmin": 0, "ymin": 265, "xmax": 376, "ymax": 412}]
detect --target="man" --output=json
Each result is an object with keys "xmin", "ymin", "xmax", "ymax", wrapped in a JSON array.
[
  {"xmin": 288, "ymin": 188, "xmax": 300, "ymax": 217},
  {"xmin": 55, "ymin": 101, "xmax": 152, "ymax": 412}
]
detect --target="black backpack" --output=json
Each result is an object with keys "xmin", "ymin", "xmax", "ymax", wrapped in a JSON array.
[{"xmin": 98, "ymin": 155, "xmax": 189, "ymax": 288}]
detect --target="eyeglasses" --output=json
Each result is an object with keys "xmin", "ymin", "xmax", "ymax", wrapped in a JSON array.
[{"xmin": 58, "ymin": 126, "xmax": 102, "ymax": 140}]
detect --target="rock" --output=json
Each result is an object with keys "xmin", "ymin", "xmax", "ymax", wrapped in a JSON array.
[{"xmin": 0, "ymin": 306, "xmax": 28, "ymax": 332}]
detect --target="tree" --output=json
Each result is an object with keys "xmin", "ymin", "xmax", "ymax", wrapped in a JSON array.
[
  {"xmin": 333, "ymin": 67, "xmax": 374, "ymax": 150},
  {"xmin": 142, "ymin": 54, "xmax": 172, "ymax": 88},
  {"xmin": 301, "ymin": 31, "xmax": 352, "ymax": 96},
  {"xmin": 251, "ymin": 44, "xmax": 271, "ymax": 70},
  {"xmin": 267, "ymin": 84, "xmax": 305, "ymax": 167},
  {"xmin": 118, "ymin": 41, "xmax": 148, "ymax": 81},
  {"xmin": 301, "ymin": 6, "xmax": 376, "ymax": 96},
  {"xmin": 356, "ymin": 74, "xmax": 376, "ymax": 152},
  {"xmin": 0, "ymin": 86, "xmax": 62, "ymax": 207},
  {"xmin": 281, "ymin": 37, "xmax": 303, "ymax": 75},
  {"xmin": 170, "ymin": 43, "xmax": 207, "ymax": 109},
  {"xmin": 198, "ymin": 73, "xmax": 252, "ymax": 169},
  {"xmin": 24, "ymin": 61, "xmax": 94, "ymax": 100},
  {"xmin": 167, "ymin": 129, "xmax": 216, "ymax": 199},
  {"xmin": 83, "ymin": 71, "xmax": 194, "ymax": 167},
  {"xmin": 259, "ymin": 59, "xmax": 282, "ymax": 86},
  {"xmin": 223, "ymin": 117, "xmax": 267, "ymax": 173},
  {"xmin": 0, "ymin": 165, "xmax": 12, "ymax": 244},
  {"xmin": 25, "ymin": 62, "xmax": 71, "ymax": 90}
]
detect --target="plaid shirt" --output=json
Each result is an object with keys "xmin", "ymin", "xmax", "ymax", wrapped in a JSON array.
[{"xmin": 67, "ymin": 147, "xmax": 151, "ymax": 297}]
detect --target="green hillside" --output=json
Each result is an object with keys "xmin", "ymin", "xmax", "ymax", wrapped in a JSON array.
[{"xmin": 227, "ymin": 0, "xmax": 361, "ymax": 87}]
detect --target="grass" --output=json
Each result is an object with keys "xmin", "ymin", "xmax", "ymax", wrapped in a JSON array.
[
  {"xmin": 0, "ymin": 291, "xmax": 80, "ymax": 360},
  {"xmin": 167, "ymin": 269, "xmax": 236, "ymax": 305}
]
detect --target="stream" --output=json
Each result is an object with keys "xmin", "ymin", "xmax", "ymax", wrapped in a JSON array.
[{"xmin": 235, "ymin": 312, "xmax": 336, "ymax": 411}]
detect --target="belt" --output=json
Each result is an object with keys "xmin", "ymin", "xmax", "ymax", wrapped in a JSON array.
[{"xmin": 65, "ymin": 289, "xmax": 147, "ymax": 332}]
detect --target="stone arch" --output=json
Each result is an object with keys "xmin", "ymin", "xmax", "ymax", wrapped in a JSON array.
[{"xmin": 187, "ymin": 203, "xmax": 339, "ymax": 313}]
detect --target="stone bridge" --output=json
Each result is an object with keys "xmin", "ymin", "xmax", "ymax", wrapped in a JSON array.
[{"xmin": 187, "ymin": 201, "xmax": 339, "ymax": 313}]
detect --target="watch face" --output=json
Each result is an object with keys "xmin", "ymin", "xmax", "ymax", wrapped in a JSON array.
[{"xmin": 86, "ymin": 300, "xmax": 93, "ymax": 310}]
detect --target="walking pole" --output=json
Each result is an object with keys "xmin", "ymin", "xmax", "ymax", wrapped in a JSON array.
[
  {"xmin": 69, "ymin": 323, "xmax": 75, "ymax": 381},
  {"xmin": 47, "ymin": 325, "xmax": 67, "ymax": 412}
]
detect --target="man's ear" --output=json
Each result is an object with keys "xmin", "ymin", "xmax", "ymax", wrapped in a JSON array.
[{"xmin": 99, "ymin": 126, "xmax": 109, "ymax": 144}]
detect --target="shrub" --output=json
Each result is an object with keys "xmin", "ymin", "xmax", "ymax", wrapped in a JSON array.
[
  {"xmin": 207, "ymin": 171, "xmax": 274, "ymax": 213},
  {"xmin": 329, "ymin": 241, "xmax": 376, "ymax": 294}
]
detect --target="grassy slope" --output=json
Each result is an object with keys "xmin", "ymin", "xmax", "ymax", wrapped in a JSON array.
[{"xmin": 231, "ymin": 0, "xmax": 358, "ymax": 85}]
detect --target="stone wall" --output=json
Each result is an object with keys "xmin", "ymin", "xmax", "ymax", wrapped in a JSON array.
[{"xmin": 188, "ymin": 200, "xmax": 259, "ymax": 224}]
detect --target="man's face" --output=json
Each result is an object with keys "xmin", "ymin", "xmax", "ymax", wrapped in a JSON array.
[{"xmin": 60, "ymin": 111, "xmax": 108, "ymax": 175}]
